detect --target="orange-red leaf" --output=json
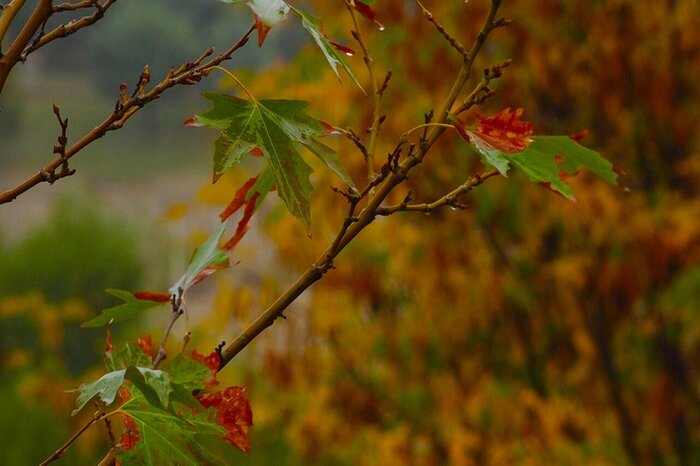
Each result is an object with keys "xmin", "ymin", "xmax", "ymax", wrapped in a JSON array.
[
  {"xmin": 191, "ymin": 350, "xmax": 220, "ymax": 388},
  {"xmin": 474, "ymin": 107, "xmax": 533, "ymax": 153},
  {"xmin": 354, "ymin": 1, "xmax": 384, "ymax": 30},
  {"xmin": 220, "ymin": 176, "xmax": 258, "ymax": 222},
  {"xmin": 197, "ymin": 386, "xmax": 253, "ymax": 452},
  {"xmin": 330, "ymin": 41, "xmax": 355, "ymax": 56},
  {"xmin": 223, "ymin": 192, "xmax": 259, "ymax": 251},
  {"xmin": 136, "ymin": 335, "xmax": 153, "ymax": 358},
  {"xmin": 254, "ymin": 14, "xmax": 272, "ymax": 46},
  {"xmin": 133, "ymin": 291, "xmax": 171, "ymax": 303}
]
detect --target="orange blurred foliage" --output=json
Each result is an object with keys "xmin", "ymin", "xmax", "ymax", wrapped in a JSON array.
[{"xmin": 199, "ymin": 1, "xmax": 700, "ymax": 464}]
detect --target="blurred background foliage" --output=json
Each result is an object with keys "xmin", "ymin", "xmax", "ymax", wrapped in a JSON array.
[{"xmin": 1, "ymin": 0, "xmax": 699, "ymax": 465}]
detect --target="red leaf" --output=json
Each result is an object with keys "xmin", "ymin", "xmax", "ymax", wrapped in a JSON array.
[
  {"xmin": 191, "ymin": 350, "xmax": 220, "ymax": 388},
  {"xmin": 133, "ymin": 291, "xmax": 171, "ymax": 303},
  {"xmin": 136, "ymin": 335, "xmax": 153, "ymax": 358},
  {"xmin": 569, "ymin": 129, "xmax": 590, "ymax": 143},
  {"xmin": 354, "ymin": 1, "xmax": 385, "ymax": 30},
  {"xmin": 330, "ymin": 41, "xmax": 355, "ymax": 56},
  {"xmin": 223, "ymin": 193, "xmax": 259, "ymax": 252},
  {"xmin": 220, "ymin": 176, "xmax": 259, "ymax": 222},
  {"xmin": 254, "ymin": 15, "xmax": 272, "ymax": 46},
  {"xmin": 197, "ymin": 386, "xmax": 253, "ymax": 452},
  {"xmin": 474, "ymin": 107, "xmax": 533, "ymax": 153}
]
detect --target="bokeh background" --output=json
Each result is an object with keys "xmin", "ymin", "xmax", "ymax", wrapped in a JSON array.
[{"xmin": 0, "ymin": 1, "xmax": 698, "ymax": 464}]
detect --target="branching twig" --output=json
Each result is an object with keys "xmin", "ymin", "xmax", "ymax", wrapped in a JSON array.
[
  {"xmin": 0, "ymin": 0, "xmax": 51, "ymax": 92},
  {"xmin": 454, "ymin": 59, "xmax": 511, "ymax": 114},
  {"xmin": 377, "ymin": 169, "xmax": 499, "ymax": 216},
  {"xmin": 23, "ymin": 0, "xmax": 118, "ymax": 59},
  {"xmin": 0, "ymin": 24, "xmax": 255, "ymax": 205},
  {"xmin": 346, "ymin": 0, "xmax": 385, "ymax": 185},
  {"xmin": 414, "ymin": 0, "xmax": 468, "ymax": 58},
  {"xmin": 0, "ymin": 0, "xmax": 27, "ymax": 48},
  {"xmin": 151, "ymin": 288, "xmax": 184, "ymax": 369}
]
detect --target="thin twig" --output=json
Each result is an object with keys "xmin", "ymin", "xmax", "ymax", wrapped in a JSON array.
[
  {"xmin": 377, "ymin": 169, "xmax": 499, "ymax": 215},
  {"xmin": 151, "ymin": 289, "xmax": 184, "ymax": 369},
  {"xmin": 346, "ymin": 0, "xmax": 383, "ymax": 185},
  {"xmin": 53, "ymin": 0, "xmax": 99, "ymax": 13},
  {"xmin": 39, "ymin": 414, "xmax": 103, "ymax": 465},
  {"xmin": 23, "ymin": 0, "xmax": 118, "ymax": 59},
  {"xmin": 413, "ymin": 0, "xmax": 468, "ymax": 58}
]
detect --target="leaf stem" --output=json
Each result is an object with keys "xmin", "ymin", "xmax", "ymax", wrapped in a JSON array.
[
  {"xmin": 401, "ymin": 123, "xmax": 454, "ymax": 141},
  {"xmin": 210, "ymin": 65, "xmax": 256, "ymax": 101}
]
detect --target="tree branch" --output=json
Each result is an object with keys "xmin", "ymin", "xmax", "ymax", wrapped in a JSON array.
[
  {"xmin": 22, "ymin": 0, "xmax": 118, "ymax": 59},
  {"xmin": 0, "ymin": 24, "xmax": 256, "ymax": 205},
  {"xmin": 0, "ymin": 0, "xmax": 27, "ymax": 47},
  {"xmin": 220, "ymin": 0, "xmax": 505, "ymax": 369},
  {"xmin": 0, "ymin": 0, "xmax": 51, "ymax": 92}
]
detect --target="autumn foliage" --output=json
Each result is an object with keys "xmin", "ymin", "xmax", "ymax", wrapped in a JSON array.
[{"xmin": 1, "ymin": 0, "xmax": 698, "ymax": 465}]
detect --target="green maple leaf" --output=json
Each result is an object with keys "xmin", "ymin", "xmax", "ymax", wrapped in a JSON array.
[
  {"xmin": 190, "ymin": 93, "xmax": 354, "ymax": 227},
  {"xmin": 117, "ymin": 395, "xmax": 226, "ymax": 466},
  {"xmin": 167, "ymin": 354, "xmax": 214, "ymax": 390},
  {"xmin": 508, "ymin": 136, "xmax": 619, "ymax": 200},
  {"xmin": 107, "ymin": 341, "xmax": 152, "ymax": 372},
  {"xmin": 171, "ymin": 223, "xmax": 229, "ymax": 293},
  {"xmin": 82, "ymin": 289, "xmax": 164, "ymax": 328},
  {"xmin": 289, "ymin": 5, "xmax": 364, "ymax": 91},
  {"xmin": 69, "ymin": 369, "xmax": 126, "ymax": 415}
]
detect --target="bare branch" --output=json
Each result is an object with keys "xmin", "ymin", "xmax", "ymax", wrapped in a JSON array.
[
  {"xmin": 377, "ymin": 169, "xmax": 500, "ymax": 216},
  {"xmin": 414, "ymin": 0, "xmax": 468, "ymax": 58},
  {"xmin": 23, "ymin": 0, "xmax": 118, "ymax": 59},
  {"xmin": 0, "ymin": 0, "xmax": 28, "ymax": 47},
  {"xmin": 0, "ymin": 0, "xmax": 52, "ymax": 93},
  {"xmin": 0, "ymin": 25, "xmax": 255, "ymax": 205}
]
